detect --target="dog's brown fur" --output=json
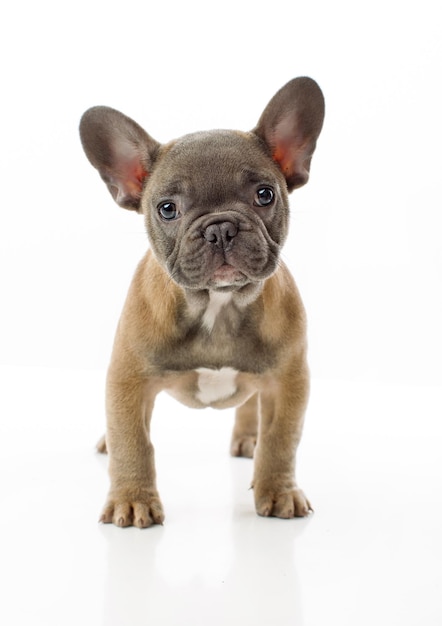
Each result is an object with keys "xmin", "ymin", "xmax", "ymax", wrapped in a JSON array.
[{"xmin": 80, "ymin": 77, "xmax": 324, "ymax": 527}]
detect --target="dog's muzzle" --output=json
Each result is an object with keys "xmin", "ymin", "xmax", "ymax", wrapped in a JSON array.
[{"xmin": 166, "ymin": 211, "xmax": 279, "ymax": 290}]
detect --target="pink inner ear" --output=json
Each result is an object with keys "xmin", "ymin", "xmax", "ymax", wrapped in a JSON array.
[
  {"xmin": 125, "ymin": 156, "xmax": 148, "ymax": 191},
  {"xmin": 272, "ymin": 143, "xmax": 295, "ymax": 178},
  {"xmin": 271, "ymin": 120, "xmax": 310, "ymax": 189},
  {"xmin": 115, "ymin": 156, "xmax": 148, "ymax": 205},
  {"xmin": 271, "ymin": 117, "xmax": 301, "ymax": 175}
]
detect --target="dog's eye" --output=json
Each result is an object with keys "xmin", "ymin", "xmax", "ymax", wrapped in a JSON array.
[
  {"xmin": 254, "ymin": 187, "xmax": 274, "ymax": 207},
  {"xmin": 158, "ymin": 202, "xmax": 179, "ymax": 221}
]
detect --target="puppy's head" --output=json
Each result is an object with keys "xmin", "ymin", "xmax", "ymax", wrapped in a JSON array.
[{"xmin": 80, "ymin": 78, "xmax": 324, "ymax": 292}]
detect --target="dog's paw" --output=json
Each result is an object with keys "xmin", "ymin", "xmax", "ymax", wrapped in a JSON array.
[
  {"xmin": 100, "ymin": 493, "xmax": 165, "ymax": 528},
  {"xmin": 254, "ymin": 483, "xmax": 313, "ymax": 519},
  {"xmin": 230, "ymin": 434, "xmax": 256, "ymax": 458}
]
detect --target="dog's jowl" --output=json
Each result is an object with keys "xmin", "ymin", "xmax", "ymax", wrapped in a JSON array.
[{"xmin": 80, "ymin": 77, "xmax": 325, "ymax": 528}]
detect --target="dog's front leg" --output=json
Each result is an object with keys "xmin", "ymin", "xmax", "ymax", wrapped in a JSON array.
[
  {"xmin": 100, "ymin": 372, "xmax": 164, "ymax": 528},
  {"xmin": 253, "ymin": 363, "xmax": 312, "ymax": 518}
]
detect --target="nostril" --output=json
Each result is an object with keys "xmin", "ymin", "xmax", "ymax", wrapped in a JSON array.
[
  {"xmin": 221, "ymin": 222, "xmax": 238, "ymax": 242},
  {"xmin": 203, "ymin": 224, "xmax": 221, "ymax": 244}
]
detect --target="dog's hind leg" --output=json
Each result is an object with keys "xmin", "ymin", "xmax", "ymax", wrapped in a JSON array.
[{"xmin": 230, "ymin": 393, "xmax": 258, "ymax": 458}]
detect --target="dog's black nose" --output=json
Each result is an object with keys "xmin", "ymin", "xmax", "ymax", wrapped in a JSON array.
[{"xmin": 203, "ymin": 221, "xmax": 238, "ymax": 249}]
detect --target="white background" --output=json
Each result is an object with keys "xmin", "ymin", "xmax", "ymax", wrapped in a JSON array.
[
  {"xmin": 1, "ymin": 1, "xmax": 441, "ymax": 625},
  {"xmin": 1, "ymin": 0, "xmax": 441, "ymax": 384}
]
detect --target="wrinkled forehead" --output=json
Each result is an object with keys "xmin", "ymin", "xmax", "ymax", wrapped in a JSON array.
[{"xmin": 148, "ymin": 129, "xmax": 282, "ymax": 199}]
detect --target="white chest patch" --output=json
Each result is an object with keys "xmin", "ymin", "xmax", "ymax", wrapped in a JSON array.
[
  {"xmin": 195, "ymin": 367, "xmax": 238, "ymax": 405},
  {"xmin": 202, "ymin": 291, "xmax": 232, "ymax": 333}
]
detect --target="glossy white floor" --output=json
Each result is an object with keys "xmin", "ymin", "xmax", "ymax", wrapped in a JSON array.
[{"xmin": 1, "ymin": 365, "xmax": 441, "ymax": 626}]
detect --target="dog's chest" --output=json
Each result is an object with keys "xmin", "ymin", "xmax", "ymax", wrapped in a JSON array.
[
  {"xmin": 151, "ymin": 288, "xmax": 278, "ymax": 408},
  {"xmin": 156, "ymin": 292, "xmax": 274, "ymax": 408}
]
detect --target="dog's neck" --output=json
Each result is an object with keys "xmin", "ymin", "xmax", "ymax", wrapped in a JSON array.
[
  {"xmin": 183, "ymin": 282, "xmax": 264, "ymax": 330},
  {"xmin": 201, "ymin": 291, "xmax": 232, "ymax": 333},
  {"xmin": 140, "ymin": 250, "xmax": 264, "ymax": 339}
]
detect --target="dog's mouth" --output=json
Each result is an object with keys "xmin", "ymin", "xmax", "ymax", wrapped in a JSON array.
[
  {"xmin": 209, "ymin": 263, "xmax": 246, "ymax": 288},
  {"xmin": 169, "ymin": 251, "xmax": 278, "ymax": 292}
]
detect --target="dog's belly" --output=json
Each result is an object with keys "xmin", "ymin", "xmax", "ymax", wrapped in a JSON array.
[
  {"xmin": 195, "ymin": 367, "xmax": 240, "ymax": 405},
  {"xmin": 164, "ymin": 367, "xmax": 257, "ymax": 409}
]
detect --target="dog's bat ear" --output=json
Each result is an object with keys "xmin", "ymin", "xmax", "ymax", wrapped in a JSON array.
[
  {"xmin": 79, "ymin": 106, "xmax": 160, "ymax": 212},
  {"xmin": 254, "ymin": 77, "xmax": 325, "ymax": 191}
]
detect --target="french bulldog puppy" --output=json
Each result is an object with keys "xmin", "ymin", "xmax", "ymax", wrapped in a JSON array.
[{"xmin": 80, "ymin": 77, "xmax": 324, "ymax": 528}]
